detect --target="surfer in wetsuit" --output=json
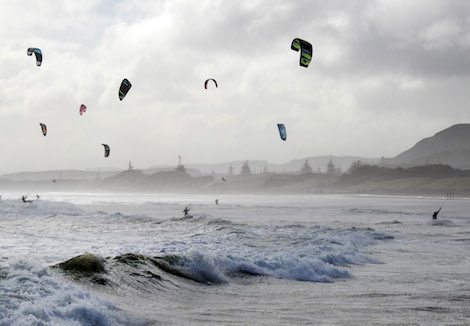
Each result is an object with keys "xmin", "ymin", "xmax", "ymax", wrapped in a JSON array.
[
  {"xmin": 432, "ymin": 207, "xmax": 441, "ymax": 220},
  {"xmin": 22, "ymin": 196, "xmax": 33, "ymax": 203},
  {"xmin": 183, "ymin": 207, "xmax": 190, "ymax": 216},
  {"xmin": 215, "ymin": 199, "xmax": 219, "ymax": 205}
]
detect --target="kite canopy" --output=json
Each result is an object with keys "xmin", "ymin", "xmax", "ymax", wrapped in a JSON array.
[
  {"xmin": 119, "ymin": 79, "xmax": 132, "ymax": 101},
  {"xmin": 277, "ymin": 123, "xmax": 287, "ymax": 141},
  {"xmin": 102, "ymin": 144, "xmax": 110, "ymax": 157},
  {"xmin": 291, "ymin": 38, "xmax": 312, "ymax": 68},
  {"xmin": 27, "ymin": 48, "xmax": 42, "ymax": 66},
  {"xmin": 204, "ymin": 79, "xmax": 218, "ymax": 89},
  {"xmin": 79, "ymin": 104, "xmax": 87, "ymax": 115},
  {"xmin": 39, "ymin": 123, "xmax": 47, "ymax": 136}
]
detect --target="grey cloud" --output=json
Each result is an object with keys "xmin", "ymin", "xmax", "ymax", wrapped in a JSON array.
[{"xmin": 1, "ymin": 0, "xmax": 470, "ymax": 172}]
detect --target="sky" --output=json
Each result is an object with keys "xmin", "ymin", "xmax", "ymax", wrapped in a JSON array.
[{"xmin": 1, "ymin": 0, "xmax": 470, "ymax": 172}]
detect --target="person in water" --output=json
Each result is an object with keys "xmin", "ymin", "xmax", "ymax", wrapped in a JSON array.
[
  {"xmin": 22, "ymin": 196, "xmax": 33, "ymax": 203},
  {"xmin": 215, "ymin": 199, "xmax": 219, "ymax": 205},
  {"xmin": 183, "ymin": 207, "xmax": 190, "ymax": 216},
  {"xmin": 432, "ymin": 207, "xmax": 441, "ymax": 220}
]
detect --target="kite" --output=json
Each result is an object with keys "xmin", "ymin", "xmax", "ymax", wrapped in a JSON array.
[
  {"xmin": 291, "ymin": 38, "xmax": 312, "ymax": 68},
  {"xmin": 27, "ymin": 48, "xmax": 42, "ymax": 66},
  {"xmin": 204, "ymin": 79, "xmax": 218, "ymax": 89},
  {"xmin": 102, "ymin": 144, "xmax": 110, "ymax": 157},
  {"xmin": 119, "ymin": 79, "xmax": 132, "ymax": 101},
  {"xmin": 79, "ymin": 104, "xmax": 87, "ymax": 115},
  {"xmin": 277, "ymin": 123, "xmax": 286, "ymax": 141},
  {"xmin": 39, "ymin": 123, "xmax": 47, "ymax": 136}
]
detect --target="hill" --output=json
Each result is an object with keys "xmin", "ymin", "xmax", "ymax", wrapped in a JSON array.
[
  {"xmin": 380, "ymin": 124, "xmax": 470, "ymax": 169},
  {"xmin": 182, "ymin": 156, "xmax": 378, "ymax": 174}
]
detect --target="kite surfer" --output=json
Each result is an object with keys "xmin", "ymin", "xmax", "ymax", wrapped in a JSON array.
[
  {"xmin": 432, "ymin": 207, "xmax": 441, "ymax": 220},
  {"xmin": 215, "ymin": 199, "xmax": 219, "ymax": 205},
  {"xmin": 183, "ymin": 207, "xmax": 191, "ymax": 216},
  {"xmin": 22, "ymin": 196, "xmax": 33, "ymax": 203}
]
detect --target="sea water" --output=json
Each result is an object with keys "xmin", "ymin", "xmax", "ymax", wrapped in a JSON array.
[{"xmin": 0, "ymin": 193, "xmax": 469, "ymax": 325}]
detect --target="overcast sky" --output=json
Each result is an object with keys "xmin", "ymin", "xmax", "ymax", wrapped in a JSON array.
[{"xmin": 1, "ymin": 0, "xmax": 470, "ymax": 172}]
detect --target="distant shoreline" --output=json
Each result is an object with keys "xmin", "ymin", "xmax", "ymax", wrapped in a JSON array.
[{"xmin": 1, "ymin": 164, "xmax": 470, "ymax": 198}]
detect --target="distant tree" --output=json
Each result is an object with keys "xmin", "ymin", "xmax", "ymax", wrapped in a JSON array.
[
  {"xmin": 228, "ymin": 164, "xmax": 234, "ymax": 176},
  {"xmin": 300, "ymin": 159, "xmax": 313, "ymax": 174},
  {"xmin": 326, "ymin": 159, "xmax": 336, "ymax": 174},
  {"xmin": 347, "ymin": 160, "xmax": 366, "ymax": 174},
  {"xmin": 240, "ymin": 161, "xmax": 252, "ymax": 175}
]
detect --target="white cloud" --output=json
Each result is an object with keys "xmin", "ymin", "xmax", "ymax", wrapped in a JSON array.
[{"xmin": 1, "ymin": 0, "xmax": 470, "ymax": 172}]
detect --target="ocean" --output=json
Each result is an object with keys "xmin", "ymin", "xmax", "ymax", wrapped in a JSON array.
[{"xmin": 1, "ymin": 192, "xmax": 469, "ymax": 325}]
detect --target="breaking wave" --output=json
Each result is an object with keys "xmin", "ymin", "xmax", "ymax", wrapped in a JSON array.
[
  {"xmin": 0, "ymin": 260, "xmax": 145, "ymax": 326},
  {"xmin": 53, "ymin": 223, "xmax": 392, "ymax": 287}
]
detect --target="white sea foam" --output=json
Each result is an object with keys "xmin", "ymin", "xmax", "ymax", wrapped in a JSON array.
[
  {"xmin": 0, "ymin": 260, "xmax": 142, "ymax": 326},
  {"xmin": 0, "ymin": 199, "xmax": 83, "ymax": 218},
  {"xmin": 159, "ymin": 224, "xmax": 386, "ymax": 283},
  {"xmin": 0, "ymin": 197, "xmax": 389, "ymax": 284},
  {"xmin": 2, "ymin": 192, "xmax": 469, "ymax": 325}
]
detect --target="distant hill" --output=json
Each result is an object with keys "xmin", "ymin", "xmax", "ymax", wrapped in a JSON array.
[
  {"xmin": 380, "ymin": 124, "xmax": 470, "ymax": 169},
  {"xmin": 273, "ymin": 156, "xmax": 379, "ymax": 173},
  {"xmin": 183, "ymin": 156, "xmax": 378, "ymax": 175},
  {"xmin": 0, "ymin": 156, "xmax": 379, "ymax": 182},
  {"xmin": 0, "ymin": 170, "xmax": 119, "ymax": 181}
]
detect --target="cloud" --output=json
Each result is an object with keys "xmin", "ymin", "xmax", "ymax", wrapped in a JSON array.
[{"xmin": 1, "ymin": 0, "xmax": 470, "ymax": 172}]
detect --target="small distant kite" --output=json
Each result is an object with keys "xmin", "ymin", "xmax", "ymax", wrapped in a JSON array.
[
  {"xmin": 277, "ymin": 123, "xmax": 286, "ymax": 141},
  {"xmin": 27, "ymin": 48, "xmax": 42, "ymax": 66},
  {"xmin": 291, "ymin": 38, "xmax": 312, "ymax": 68},
  {"xmin": 39, "ymin": 123, "xmax": 47, "ymax": 136},
  {"xmin": 79, "ymin": 104, "xmax": 87, "ymax": 115},
  {"xmin": 119, "ymin": 79, "xmax": 132, "ymax": 101},
  {"xmin": 102, "ymin": 144, "xmax": 110, "ymax": 157},
  {"xmin": 204, "ymin": 79, "xmax": 218, "ymax": 89}
]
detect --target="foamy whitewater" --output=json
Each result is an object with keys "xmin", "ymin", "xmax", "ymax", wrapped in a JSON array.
[{"xmin": 1, "ymin": 193, "xmax": 469, "ymax": 325}]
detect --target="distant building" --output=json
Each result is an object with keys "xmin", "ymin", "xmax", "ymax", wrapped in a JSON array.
[{"xmin": 176, "ymin": 155, "xmax": 186, "ymax": 172}]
